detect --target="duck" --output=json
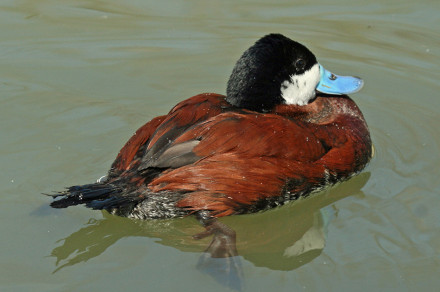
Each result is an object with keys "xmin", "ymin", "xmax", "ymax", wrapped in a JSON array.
[{"xmin": 50, "ymin": 34, "xmax": 372, "ymax": 256}]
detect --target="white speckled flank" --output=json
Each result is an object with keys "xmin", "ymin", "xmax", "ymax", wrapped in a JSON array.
[{"xmin": 281, "ymin": 63, "xmax": 321, "ymax": 106}]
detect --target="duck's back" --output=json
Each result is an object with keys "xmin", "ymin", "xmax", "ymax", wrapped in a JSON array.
[{"xmin": 51, "ymin": 93, "xmax": 371, "ymax": 219}]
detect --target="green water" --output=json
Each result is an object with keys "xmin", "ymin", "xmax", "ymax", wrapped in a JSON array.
[{"xmin": 1, "ymin": 0, "xmax": 439, "ymax": 291}]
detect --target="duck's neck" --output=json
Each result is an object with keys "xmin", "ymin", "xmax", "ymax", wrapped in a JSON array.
[
  {"xmin": 273, "ymin": 96, "xmax": 332, "ymax": 123},
  {"xmin": 273, "ymin": 95, "xmax": 366, "ymax": 124},
  {"xmin": 225, "ymin": 87, "xmax": 284, "ymax": 113}
]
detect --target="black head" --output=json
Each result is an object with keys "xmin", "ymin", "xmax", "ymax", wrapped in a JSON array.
[{"xmin": 226, "ymin": 34, "xmax": 320, "ymax": 112}]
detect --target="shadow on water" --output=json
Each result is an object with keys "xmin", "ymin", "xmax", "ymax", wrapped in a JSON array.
[{"xmin": 49, "ymin": 172, "xmax": 370, "ymax": 289}]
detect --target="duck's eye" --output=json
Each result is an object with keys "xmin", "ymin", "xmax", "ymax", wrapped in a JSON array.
[{"xmin": 295, "ymin": 59, "xmax": 305, "ymax": 70}]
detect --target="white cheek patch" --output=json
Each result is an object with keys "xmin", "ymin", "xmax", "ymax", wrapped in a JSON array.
[{"xmin": 281, "ymin": 63, "xmax": 321, "ymax": 106}]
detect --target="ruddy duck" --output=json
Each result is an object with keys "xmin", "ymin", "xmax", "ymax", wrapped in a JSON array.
[{"xmin": 50, "ymin": 34, "xmax": 371, "ymax": 256}]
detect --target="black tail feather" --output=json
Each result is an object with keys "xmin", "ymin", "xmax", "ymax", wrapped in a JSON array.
[{"xmin": 49, "ymin": 183, "xmax": 122, "ymax": 209}]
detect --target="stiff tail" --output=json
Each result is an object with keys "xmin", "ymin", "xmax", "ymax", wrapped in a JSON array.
[
  {"xmin": 49, "ymin": 183, "xmax": 121, "ymax": 208},
  {"xmin": 48, "ymin": 182, "xmax": 186, "ymax": 219},
  {"xmin": 49, "ymin": 182, "xmax": 146, "ymax": 215}
]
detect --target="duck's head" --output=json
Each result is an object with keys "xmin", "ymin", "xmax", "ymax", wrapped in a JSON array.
[{"xmin": 226, "ymin": 33, "xmax": 363, "ymax": 112}]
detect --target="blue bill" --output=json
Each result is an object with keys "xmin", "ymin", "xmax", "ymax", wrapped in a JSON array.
[{"xmin": 316, "ymin": 64, "xmax": 364, "ymax": 95}]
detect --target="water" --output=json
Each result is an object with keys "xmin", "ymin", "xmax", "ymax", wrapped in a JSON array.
[{"xmin": 1, "ymin": 0, "xmax": 439, "ymax": 291}]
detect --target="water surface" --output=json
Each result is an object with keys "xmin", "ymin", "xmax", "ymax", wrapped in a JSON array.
[{"xmin": 1, "ymin": 0, "xmax": 440, "ymax": 291}]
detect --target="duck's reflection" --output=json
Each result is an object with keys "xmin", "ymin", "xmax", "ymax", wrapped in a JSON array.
[{"xmin": 50, "ymin": 172, "xmax": 370, "ymax": 287}]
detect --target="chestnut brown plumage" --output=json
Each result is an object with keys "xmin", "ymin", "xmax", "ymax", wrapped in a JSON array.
[{"xmin": 49, "ymin": 34, "xmax": 371, "ymax": 263}]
